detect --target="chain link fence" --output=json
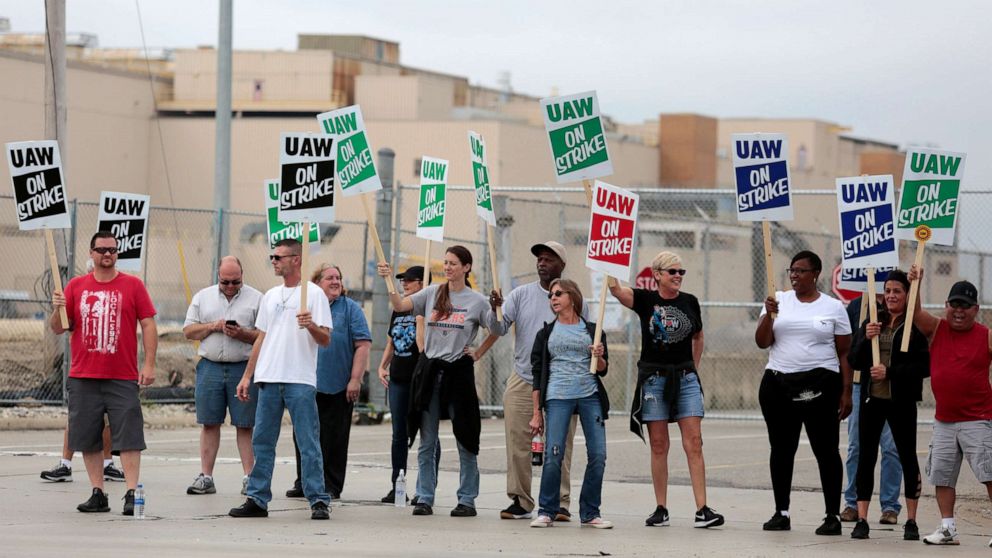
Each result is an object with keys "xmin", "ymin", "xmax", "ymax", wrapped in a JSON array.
[{"xmin": 3, "ymin": 189, "xmax": 992, "ymax": 414}]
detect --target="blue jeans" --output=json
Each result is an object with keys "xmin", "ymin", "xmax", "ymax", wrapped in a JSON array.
[
  {"xmin": 416, "ymin": 382, "xmax": 479, "ymax": 507},
  {"xmin": 844, "ymin": 383, "xmax": 902, "ymax": 512},
  {"xmin": 246, "ymin": 382, "xmax": 329, "ymax": 509},
  {"xmin": 539, "ymin": 395, "xmax": 607, "ymax": 522},
  {"xmin": 389, "ymin": 380, "xmax": 440, "ymax": 487},
  {"xmin": 194, "ymin": 359, "xmax": 257, "ymax": 427}
]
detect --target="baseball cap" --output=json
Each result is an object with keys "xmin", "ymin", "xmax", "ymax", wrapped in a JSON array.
[
  {"xmin": 947, "ymin": 280, "xmax": 978, "ymax": 306},
  {"xmin": 395, "ymin": 266, "xmax": 424, "ymax": 281},
  {"xmin": 530, "ymin": 241, "xmax": 567, "ymax": 265}
]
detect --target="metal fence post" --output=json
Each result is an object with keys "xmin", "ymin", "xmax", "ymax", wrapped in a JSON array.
[{"xmin": 368, "ymin": 148, "xmax": 395, "ymax": 413}]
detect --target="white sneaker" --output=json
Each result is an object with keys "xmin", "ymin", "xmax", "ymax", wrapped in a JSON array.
[
  {"xmin": 530, "ymin": 514, "xmax": 553, "ymax": 528},
  {"xmin": 581, "ymin": 517, "xmax": 614, "ymax": 529},
  {"xmin": 922, "ymin": 525, "xmax": 959, "ymax": 545}
]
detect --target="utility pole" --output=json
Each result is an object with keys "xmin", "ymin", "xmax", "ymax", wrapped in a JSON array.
[{"xmin": 213, "ymin": 0, "xmax": 233, "ymax": 262}]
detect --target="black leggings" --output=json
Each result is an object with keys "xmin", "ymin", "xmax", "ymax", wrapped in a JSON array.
[
  {"xmin": 856, "ymin": 397, "xmax": 921, "ymax": 502},
  {"xmin": 759, "ymin": 369, "xmax": 843, "ymax": 515}
]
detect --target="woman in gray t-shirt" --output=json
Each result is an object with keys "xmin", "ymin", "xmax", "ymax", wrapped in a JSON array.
[{"xmin": 377, "ymin": 245, "xmax": 491, "ymax": 517}]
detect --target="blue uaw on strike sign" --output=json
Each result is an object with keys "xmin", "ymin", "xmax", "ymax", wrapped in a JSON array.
[
  {"xmin": 732, "ymin": 133, "xmax": 793, "ymax": 222},
  {"xmin": 835, "ymin": 175, "xmax": 899, "ymax": 271}
]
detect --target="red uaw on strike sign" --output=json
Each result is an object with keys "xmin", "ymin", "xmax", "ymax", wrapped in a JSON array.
[{"xmin": 585, "ymin": 181, "xmax": 639, "ymax": 281}]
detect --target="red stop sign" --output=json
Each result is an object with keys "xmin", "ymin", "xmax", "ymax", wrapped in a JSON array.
[
  {"xmin": 635, "ymin": 266, "xmax": 657, "ymax": 291},
  {"xmin": 831, "ymin": 264, "xmax": 860, "ymax": 304}
]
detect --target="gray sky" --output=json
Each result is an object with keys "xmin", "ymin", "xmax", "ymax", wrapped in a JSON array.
[{"xmin": 4, "ymin": 0, "xmax": 990, "ymax": 186}]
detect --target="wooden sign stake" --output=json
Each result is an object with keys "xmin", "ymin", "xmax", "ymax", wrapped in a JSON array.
[
  {"xmin": 762, "ymin": 221, "xmax": 777, "ymax": 318},
  {"xmin": 866, "ymin": 266, "xmax": 880, "ymax": 366},
  {"xmin": 362, "ymin": 193, "xmax": 397, "ymax": 295},
  {"xmin": 901, "ymin": 225, "xmax": 930, "ymax": 351},
  {"xmin": 590, "ymin": 275, "xmax": 609, "ymax": 374},
  {"xmin": 45, "ymin": 230, "xmax": 68, "ymax": 328},
  {"xmin": 487, "ymin": 224, "xmax": 503, "ymax": 321}
]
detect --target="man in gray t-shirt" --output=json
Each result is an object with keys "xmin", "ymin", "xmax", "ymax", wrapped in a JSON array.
[{"xmin": 488, "ymin": 241, "xmax": 582, "ymax": 520}]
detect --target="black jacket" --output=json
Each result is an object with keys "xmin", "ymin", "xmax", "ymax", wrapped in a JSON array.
[
  {"xmin": 407, "ymin": 354, "xmax": 481, "ymax": 455},
  {"xmin": 849, "ymin": 318, "xmax": 930, "ymax": 403},
  {"xmin": 530, "ymin": 319, "xmax": 610, "ymax": 417}
]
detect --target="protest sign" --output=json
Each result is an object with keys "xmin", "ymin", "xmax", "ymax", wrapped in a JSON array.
[
  {"xmin": 732, "ymin": 133, "xmax": 793, "ymax": 222},
  {"xmin": 97, "ymin": 191, "xmax": 150, "ymax": 272},
  {"xmin": 468, "ymin": 131, "xmax": 496, "ymax": 226},
  {"xmin": 836, "ymin": 266, "xmax": 896, "ymax": 294},
  {"xmin": 586, "ymin": 181, "xmax": 639, "ymax": 281},
  {"xmin": 6, "ymin": 140, "xmax": 70, "ymax": 230},
  {"xmin": 835, "ymin": 175, "xmax": 899, "ymax": 270},
  {"xmin": 264, "ymin": 180, "xmax": 319, "ymax": 250},
  {"xmin": 417, "ymin": 157, "xmax": 447, "ymax": 243},
  {"xmin": 316, "ymin": 105, "xmax": 381, "ymax": 197},
  {"xmin": 278, "ymin": 133, "xmax": 336, "ymax": 223},
  {"xmin": 540, "ymin": 91, "xmax": 613, "ymax": 184},
  {"xmin": 895, "ymin": 147, "xmax": 966, "ymax": 246}
]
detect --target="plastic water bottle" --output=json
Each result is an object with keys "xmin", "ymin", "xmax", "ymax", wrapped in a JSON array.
[
  {"xmin": 134, "ymin": 483, "xmax": 145, "ymax": 519},
  {"xmin": 531, "ymin": 434, "xmax": 544, "ymax": 467},
  {"xmin": 394, "ymin": 469, "xmax": 407, "ymax": 507}
]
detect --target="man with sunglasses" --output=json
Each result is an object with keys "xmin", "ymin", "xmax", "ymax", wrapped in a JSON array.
[
  {"xmin": 50, "ymin": 231, "xmax": 157, "ymax": 515},
  {"xmin": 183, "ymin": 256, "xmax": 262, "ymax": 496},
  {"xmin": 906, "ymin": 266, "xmax": 992, "ymax": 547}
]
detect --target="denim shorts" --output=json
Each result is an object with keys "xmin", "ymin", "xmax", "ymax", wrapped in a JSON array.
[
  {"xmin": 641, "ymin": 373, "xmax": 705, "ymax": 422},
  {"xmin": 195, "ymin": 358, "xmax": 257, "ymax": 427}
]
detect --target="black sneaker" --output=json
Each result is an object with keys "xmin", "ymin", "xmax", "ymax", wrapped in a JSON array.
[
  {"xmin": 77, "ymin": 487, "xmax": 110, "ymax": 513},
  {"xmin": 311, "ymin": 501, "xmax": 330, "ymax": 520},
  {"xmin": 41, "ymin": 463, "xmax": 73, "ymax": 482},
  {"xmin": 500, "ymin": 497, "xmax": 532, "ymax": 519},
  {"xmin": 851, "ymin": 518, "xmax": 870, "ymax": 539},
  {"xmin": 815, "ymin": 514, "xmax": 842, "ymax": 536},
  {"xmin": 903, "ymin": 519, "xmax": 920, "ymax": 541},
  {"xmin": 412, "ymin": 502, "xmax": 433, "ymax": 516},
  {"xmin": 121, "ymin": 489, "xmax": 135, "ymax": 516},
  {"xmin": 285, "ymin": 480, "xmax": 303, "ymax": 498},
  {"xmin": 410, "ymin": 494, "xmax": 421, "ymax": 506},
  {"xmin": 763, "ymin": 512, "xmax": 791, "ymax": 531},
  {"xmin": 380, "ymin": 489, "xmax": 396, "ymax": 504},
  {"xmin": 646, "ymin": 505, "xmax": 670, "ymax": 527},
  {"xmin": 451, "ymin": 504, "xmax": 477, "ymax": 517},
  {"xmin": 694, "ymin": 505, "xmax": 725, "ymax": 528},
  {"xmin": 554, "ymin": 507, "xmax": 571, "ymax": 522},
  {"xmin": 229, "ymin": 498, "xmax": 268, "ymax": 518},
  {"xmin": 103, "ymin": 463, "xmax": 126, "ymax": 482}
]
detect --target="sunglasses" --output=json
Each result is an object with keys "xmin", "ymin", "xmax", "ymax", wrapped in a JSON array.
[
  {"xmin": 660, "ymin": 268, "xmax": 686, "ymax": 276},
  {"xmin": 948, "ymin": 300, "xmax": 974, "ymax": 310},
  {"xmin": 219, "ymin": 279, "xmax": 242, "ymax": 286},
  {"xmin": 547, "ymin": 290, "xmax": 565, "ymax": 299},
  {"xmin": 92, "ymin": 247, "xmax": 118, "ymax": 255},
  {"xmin": 269, "ymin": 254, "xmax": 298, "ymax": 262}
]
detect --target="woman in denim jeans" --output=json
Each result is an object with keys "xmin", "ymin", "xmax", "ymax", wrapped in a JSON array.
[
  {"xmin": 528, "ymin": 279, "xmax": 611, "ymax": 528},
  {"xmin": 609, "ymin": 251, "xmax": 724, "ymax": 529}
]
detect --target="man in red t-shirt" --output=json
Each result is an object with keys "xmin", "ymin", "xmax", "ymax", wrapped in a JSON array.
[
  {"xmin": 908, "ymin": 265, "xmax": 992, "ymax": 547},
  {"xmin": 51, "ymin": 231, "xmax": 158, "ymax": 516}
]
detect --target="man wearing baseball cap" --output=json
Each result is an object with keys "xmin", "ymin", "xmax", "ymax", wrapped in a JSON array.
[
  {"xmin": 906, "ymin": 266, "xmax": 992, "ymax": 547},
  {"xmin": 486, "ymin": 241, "xmax": 585, "ymax": 521}
]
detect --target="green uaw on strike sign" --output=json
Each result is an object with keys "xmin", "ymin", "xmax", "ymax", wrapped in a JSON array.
[
  {"xmin": 468, "ymin": 131, "xmax": 496, "ymax": 226},
  {"xmin": 264, "ymin": 180, "xmax": 319, "ymax": 250},
  {"xmin": 894, "ymin": 147, "xmax": 967, "ymax": 246},
  {"xmin": 316, "ymin": 105, "xmax": 381, "ymax": 197},
  {"xmin": 540, "ymin": 91, "xmax": 613, "ymax": 183},
  {"xmin": 417, "ymin": 156, "xmax": 447, "ymax": 242}
]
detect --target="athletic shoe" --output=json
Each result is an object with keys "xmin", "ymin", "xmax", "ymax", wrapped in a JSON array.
[
  {"xmin": 412, "ymin": 503, "xmax": 433, "ymax": 516},
  {"xmin": 646, "ymin": 505, "xmax": 671, "ymax": 527},
  {"xmin": 285, "ymin": 480, "xmax": 303, "ymax": 498},
  {"xmin": 229, "ymin": 498, "xmax": 268, "ymax": 518},
  {"xmin": 851, "ymin": 519, "xmax": 870, "ymax": 539},
  {"xmin": 694, "ymin": 505, "xmax": 725, "ymax": 528},
  {"xmin": 904, "ymin": 519, "xmax": 920, "ymax": 541},
  {"xmin": 762, "ymin": 512, "xmax": 791, "ymax": 531},
  {"xmin": 311, "ymin": 501, "xmax": 330, "ymax": 520},
  {"xmin": 103, "ymin": 463, "xmax": 125, "ymax": 482},
  {"xmin": 815, "ymin": 514, "xmax": 842, "ymax": 536},
  {"xmin": 879, "ymin": 510, "xmax": 899, "ymax": 525},
  {"xmin": 122, "ymin": 489, "xmax": 135, "ymax": 516},
  {"xmin": 500, "ymin": 497, "xmax": 532, "ymax": 519},
  {"xmin": 41, "ymin": 463, "xmax": 72, "ymax": 482},
  {"xmin": 76, "ymin": 487, "xmax": 110, "ymax": 513},
  {"xmin": 186, "ymin": 474, "xmax": 216, "ymax": 495},
  {"xmin": 530, "ymin": 514, "xmax": 553, "ymax": 528},
  {"xmin": 450, "ymin": 504, "xmax": 477, "ymax": 517},
  {"xmin": 839, "ymin": 506, "xmax": 858, "ymax": 522},
  {"xmin": 581, "ymin": 517, "xmax": 614, "ymax": 529},
  {"xmin": 241, "ymin": 476, "xmax": 248, "ymax": 496},
  {"xmin": 922, "ymin": 525, "xmax": 959, "ymax": 545},
  {"xmin": 381, "ymin": 489, "xmax": 396, "ymax": 504},
  {"xmin": 554, "ymin": 507, "xmax": 572, "ymax": 522}
]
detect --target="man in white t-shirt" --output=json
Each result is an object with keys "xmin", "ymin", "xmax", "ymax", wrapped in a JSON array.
[{"xmin": 228, "ymin": 239, "xmax": 333, "ymax": 521}]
